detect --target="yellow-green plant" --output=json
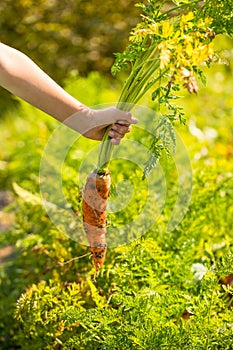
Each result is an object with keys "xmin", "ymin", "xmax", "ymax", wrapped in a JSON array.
[{"xmin": 97, "ymin": 0, "xmax": 232, "ymax": 174}]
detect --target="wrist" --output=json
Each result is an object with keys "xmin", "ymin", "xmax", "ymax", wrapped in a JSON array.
[{"xmin": 62, "ymin": 105, "xmax": 95, "ymax": 135}]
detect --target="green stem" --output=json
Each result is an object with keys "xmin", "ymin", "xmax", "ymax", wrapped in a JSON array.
[
  {"xmin": 96, "ymin": 24, "xmax": 166, "ymax": 174},
  {"xmin": 117, "ymin": 44, "xmax": 159, "ymax": 106},
  {"xmin": 132, "ymin": 69, "xmax": 165, "ymax": 106},
  {"xmin": 97, "ymin": 126, "xmax": 113, "ymax": 174},
  {"xmin": 97, "ymin": 46, "xmax": 160, "ymax": 174},
  {"xmin": 97, "ymin": 102, "xmax": 134, "ymax": 174},
  {"xmin": 162, "ymin": 0, "xmax": 201, "ymax": 17},
  {"xmin": 125, "ymin": 58, "xmax": 160, "ymax": 105},
  {"xmin": 117, "ymin": 38, "xmax": 157, "ymax": 104}
]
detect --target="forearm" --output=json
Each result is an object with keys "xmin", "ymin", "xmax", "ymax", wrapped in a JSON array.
[
  {"xmin": 0, "ymin": 43, "xmax": 137, "ymax": 142},
  {"xmin": 0, "ymin": 43, "xmax": 83, "ymax": 122}
]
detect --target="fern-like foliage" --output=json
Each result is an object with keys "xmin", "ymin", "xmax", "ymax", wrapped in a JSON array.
[
  {"xmin": 143, "ymin": 116, "xmax": 176, "ymax": 178},
  {"xmin": 110, "ymin": 0, "xmax": 233, "ymax": 176}
]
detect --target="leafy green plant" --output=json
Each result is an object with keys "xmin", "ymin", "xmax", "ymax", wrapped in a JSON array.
[
  {"xmin": 0, "ymin": 2, "xmax": 233, "ymax": 348},
  {"xmin": 98, "ymin": 0, "xmax": 232, "ymax": 175},
  {"xmin": 0, "ymin": 64, "xmax": 232, "ymax": 348},
  {"xmin": 13, "ymin": 241, "xmax": 233, "ymax": 349}
]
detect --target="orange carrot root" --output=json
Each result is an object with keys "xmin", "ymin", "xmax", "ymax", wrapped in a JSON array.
[{"xmin": 82, "ymin": 169, "xmax": 111, "ymax": 272}]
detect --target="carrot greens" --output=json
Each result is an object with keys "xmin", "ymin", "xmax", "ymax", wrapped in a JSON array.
[{"xmin": 97, "ymin": 0, "xmax": 230, "ymax": 176}]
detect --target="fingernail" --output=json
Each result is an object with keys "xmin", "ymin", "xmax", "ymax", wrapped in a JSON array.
[
  {"xmin": 111, "ymin": 138, "xmax": 119, "ymax": 145},
  {"xmin": 131, "ymin": 117, "xmax": 139, "ymax": 124}
]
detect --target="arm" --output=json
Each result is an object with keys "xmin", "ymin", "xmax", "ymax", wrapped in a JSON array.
[{"xmin": 0, "ymin": 43, "xmax": 138, "ymax": 143}]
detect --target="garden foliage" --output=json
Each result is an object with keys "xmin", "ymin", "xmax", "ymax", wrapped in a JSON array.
[
  {"xmin": 0, "ymin": 1, "xmax": 233, "ymax": 349},
  {"xmin": 0, "ymin": 63, "xmax": 232, "ymax": 350}
]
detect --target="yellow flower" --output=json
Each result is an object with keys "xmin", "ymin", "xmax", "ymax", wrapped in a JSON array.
[
  {"xmin": 162, "ymin": 21, "xmax": 174, "ymax": 38},
  {"xmin": 181, "ymin": 12, "xmax": 195, "ymax": 23}
]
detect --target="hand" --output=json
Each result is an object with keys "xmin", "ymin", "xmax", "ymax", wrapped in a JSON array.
[
  {"xmin": 64, "ymin": 106, "xmax": 138, "ymax": 144},
  {"xmin": 0, "ymin": 43, "xmax": 138, "ymax": 141},
  {"xmin": 84, "ymin": 107, "xmax": 138, "ymax": 144}
]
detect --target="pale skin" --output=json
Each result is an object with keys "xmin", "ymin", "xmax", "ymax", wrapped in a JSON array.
[{"xmin": 0, "ymin": 43, "xmax": 138, "ymax": 144}]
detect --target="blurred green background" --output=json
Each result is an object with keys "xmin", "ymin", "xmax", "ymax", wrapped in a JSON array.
[
  {"xmin": 0, "ymin": 0, "xmax": 141, "ymax": 114},
  {"xmin": 0, "ymin": 1, "xmax": 233, "ymax": 349}
]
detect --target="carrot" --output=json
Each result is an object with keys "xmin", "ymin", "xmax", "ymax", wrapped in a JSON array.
[{"xmin": 82, "ymin": 169, "xmax": 111, "ymax": 272}]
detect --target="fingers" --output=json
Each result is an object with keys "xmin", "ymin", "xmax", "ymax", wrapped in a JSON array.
[
  {"xmin": 92, "ymin": 107, "xmax": 138, "ymax": 144},
  {"xmin": 95, "ymin": 107, "xmax": 138, "ymax": 126},
  {"xmin": 112, "ymin": 123, "xmax": 131, "ymax": 134},
  {"xmin": 77, "ymin": 107, "xmax": 138, "ymax": 142},
  {"xmin": 107, "ymin": 108, "xmax": 138, "ymax": 144},
  {"xmin": 108, "ymin": 123, "xmax": 132, "ymax": 144},
  {"xmin": 113, "ymin": 108, "xmax": 138, "ymax": 125}
]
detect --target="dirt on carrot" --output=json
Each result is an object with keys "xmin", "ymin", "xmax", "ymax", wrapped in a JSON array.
[{"xmin": 82, "ymin": 169, "xmax": 111, "ymax": 272}]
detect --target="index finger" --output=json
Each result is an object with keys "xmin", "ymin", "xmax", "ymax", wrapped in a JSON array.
[
  {"xmin": 114, "ymin": 109, "xmax": 138, "ymax": 125},
  {"xmin": 115, "ymin": 120, "xmax": 131, "ymax": 126}
]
